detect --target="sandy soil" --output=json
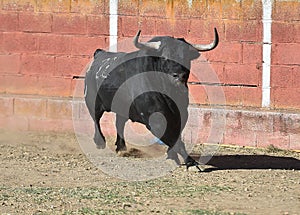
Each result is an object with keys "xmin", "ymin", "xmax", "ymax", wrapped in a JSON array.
[{"xmin": 0, "ymin": 130, "xmax": 299, "ymax": 215}]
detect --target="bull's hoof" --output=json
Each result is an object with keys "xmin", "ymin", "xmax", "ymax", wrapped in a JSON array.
[
  {"xmin": 115, "ymin": 139, "xmax": 127, "ymax": 153},
  {"xmin": 93, "ymin": 137, "xmax": 106, "ymax": 149},
  {"xmin": 96, "ymin": 143, "xmax": 106, "ymax": 149},
  {"xmin": 184, "ymin": 156, "xmax": 205, "ymax": 172},
  {"xmin": 116, "ymin": 145, "xmax": 127, "ymax": 153}
]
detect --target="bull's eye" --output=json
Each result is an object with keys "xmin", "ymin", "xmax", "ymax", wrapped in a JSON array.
[{"xmin": 172, "ymin": 73, "xmax": 179, "ymax": 78}]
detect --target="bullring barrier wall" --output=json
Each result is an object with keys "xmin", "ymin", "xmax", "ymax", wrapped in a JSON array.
[{"xmin": 0, "ymin": 0, "xmax": 299, "ymax": 150}]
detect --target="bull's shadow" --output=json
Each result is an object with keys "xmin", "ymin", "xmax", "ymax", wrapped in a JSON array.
[{"xmin": 190, "ymin": 154, "xmax": 300, "ymax": 172}]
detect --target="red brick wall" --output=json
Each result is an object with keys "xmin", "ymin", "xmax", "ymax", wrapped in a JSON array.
[
  {"xmin": 271, "ymin": 1, "xmax": 300, "ymax": 109},
  {"xmin": 0, "ymin": 0, "xmax": 109, "ymax": 97},
  {"xmin": 0, "ymin": 0, "xmax": 300, "ymax": 150},
  {"xmin": 118, "ymin": 0, "xmax": 264, "ymax": 107},
  {"xmin": 0, "ymin": 0, "xmax": 299, "ymax": 108}
]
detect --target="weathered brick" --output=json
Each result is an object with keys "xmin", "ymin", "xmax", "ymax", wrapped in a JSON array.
[
  {"xmin": 155, "ymin": 18, "xmax": 175, "ymax": 36},
  {"xmin": 272, "ymin": 22, "xmax": 300, "ymax": 43},
  {"xmin": 289, "ymin": 134, "xmax": 300, "ymax": 150},
  {"xmin": 241, "ymin": 0, "xmax": 262, "ymax": 20},
  {"xmin": 2, "ymin": 75, "xmax": 72, "ymax": 97},
  {"xmin": 0, "ymin": 54, "xmax": 21, "ymax": 74},
  {"xmin": 0, "ymin": 116, "xmax": 29, "ymax": 131},
  {"xmin": 118, "ymin": 0, "xmax": 139, "ymax": 16},
  {"xmin": 242, "ymin": 43, "xmax": 262, "ymax": 64},
  {"xmin": 71, "ymin": 36, "xmax": 107, "ymax": 56},
  {"xmin": 189, "ymin": 85, "xmax": 208, "ymax": 105},
  {"xmin": 73, "ymin": 119, "xmax": 94, "ymax": 136},
  {"xmin": 36, "ymin": 0, "xmax": 52, "ymax": 12},
  {"xmin": 224, "ymin": 64, "xmax": 261, "ymax": 86},
  {"xmin": 14, "ymin": 97, "xmax": 46, "ymax": 118},
  {"xmin": 79, "ymin": 101, "xmax": 90, "ymax": 120},
  {"xmin": 71, "ymin": 0, "xmax": 106, "ymax": 14},
  {"xmin": 182, "ymin": 126, "xmax": 201, "ymax": 145},
  {"xmin": 0, "ymin": 12, "xmax": 18, "ymax": 31},
  {"xmin": 188, "ymin": 19, "xmax": 225, "ymax": 43},
  {"xmin": 71, "ymin": 99, "xmax": 80, "ymax": 120},
  {"xmin": 139, "ymin": 17, "xmax": 156, "ymax": 36},
  {"xmin": 205, "ymin": 0, "xmax": 222, "ymax": 20},
  {"xmin": 87, "ymin": 15, "xmax": 109, "ymax": 36},
  {"xmin": 240, "ymin": 111, "xmax": 273, "ymax": 133},
  {"xmin": 203, "ymin": 85, "xmax": 227, "ymax": 106},
  {"xmin": 189, "ymin": 61, "xmax": 225, "ymax": 84},
  {"xmin": 37, "ymin": 76, "xmax": 72, "ymax": 97},
  {"xmin": 205, "ymin": 42, "xmax": 242, "ymax": 64},
  {"xmin": 225, "ymin": 20, "xmax": 262, "ymax": 42},
  {"xmin": 271, "ymin": 87, "xmax": 300, "ymax": 109},
  {"xmin": 273, "ymin": 114, "xmax": 300, "ymax": 135},
  {"xmin": 273, "ymin": 113, "xmax": 286, "ymax": 134},
  {"xmin": 271, "ymin": 66, "xmax": 294, "ymax": 88},
  {"xmin": 225, "ymin": 111, "xmax": 242, "ymax": 130},
  {"xmin": 1, "ymin": 75, "xmax": 38, "ymax": 95},
  {"xmin": 51, "ymin": 0, "xmax": 71, "ymax": 13},
  {"xmin": 38, "ymin": 34, "xmax": 72, "ymax": 55},
  {"xmin": 119, "ymin": 16, "xmax": 139, "ymax": 37},
  {"xmin": 224, "ymin": 128, "xmax": 257, "ymax": 147},
  {"xmin": 29, "ymin": 118, "xmax": 73, "ymax": 132},
  {"xmin": 272, "ymin": 43, "xmax": 300, "ymax": 65},
  {"xmin": 185, "ymin": 0, "xmax": 207, "ymax": 18},
  {"xmin": 256, "ymin": 131, "xmax": 290, "ymax": 150},
  {"xmin": 3, "ymin": 32, "xmax": 37, "ymax": 53},
  {"xmin": 157, "ymin": 18, "xmax": 189, "ymax": 37},
  {"xmin": 222, "ymin": 0, "xmax": 242, "ymax": 20},
  {"xmin": 186, "ymin": 107, "xmax": 204, "ymax": 128},
  {"xmin": 223, "ymin": 86, "xmax": 243, "ymax": 106},
  {"xmin": 2, "ymin": 0, "xmax": 36, "ymax": 12},
  {"xmin": 242, "ymin": 87, "xmax": 262, "ymax": 107},
  {"xmin": 286, "ymin": 114, "xmax": 300, "ymax": 134},
  {"xmin": 47, "ymin": 99, "xmax": 72, "ymax": 119},
  {"xmin": 54, "ymin": 55, "xmax": 90, "ymax": 77},
  {"xmin": 0, "ymin": 33, "xmax": 3, "ymax": 53},
  {"xmin": 208, "ymin": 85, "xmax": 227, "ymax": 105},
  {"xmin": 21, "ymin": 54, "xmax": 55, "ymax": 76},
  {"xmin": 53, "ymin": 14, "xmax": 87, "ymax": 35},
  {"xmin": 0, "ymin": 96, "xmax": 14, "ymax": 116},
  {"xmin": 292, "ymin": 66, "xmax": 300, "ymax": 88},
  {"xmin": 71, "ymin": 78, "xmax": 85, "ymax": 99},
  {"xmin": 19, "ymin": 12, "xmax": 52, "ymax": 33},
  {"xmin": 139, "ymin": 0, "xmax": 166, "ymax": 18},
  {"xmin": 273, "ymin": 1, "xmax": 300, "ymax": 21}
]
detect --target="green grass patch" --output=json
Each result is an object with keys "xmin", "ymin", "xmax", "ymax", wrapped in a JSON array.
[{"xmin": 179, "ymin": 209, "xmax": 247, "ymax": 215}]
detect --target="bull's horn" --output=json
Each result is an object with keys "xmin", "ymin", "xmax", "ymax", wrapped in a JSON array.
[
  {"xmin": 133, "ymin": 30, "xmax": 161, "ymax": 50},
  {"xmin": 192, "ymin": 28, "xmax": 219, "ymax": 52}
]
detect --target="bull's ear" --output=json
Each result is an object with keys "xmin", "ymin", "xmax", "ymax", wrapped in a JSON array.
[{"xmin": 94, "ymin": 49, "xmax": 103, "ymax": 58}]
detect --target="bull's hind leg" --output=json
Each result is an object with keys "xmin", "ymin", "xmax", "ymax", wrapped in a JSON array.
[
  {"xmin": 115, "ymin": 114, "xmax": 127, "ymax": 152},
  {"xmin": 91, "ymin": 109, "xmax": 106, "ymax": 149},
  {"xmin": 84, "ymin": 76, "xmax": 106, "ymax": 149}
]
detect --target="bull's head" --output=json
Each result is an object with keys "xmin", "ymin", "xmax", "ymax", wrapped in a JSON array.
[{"xmin": 133, "ymin": 28, "xmax": 219, "ymax": 86}]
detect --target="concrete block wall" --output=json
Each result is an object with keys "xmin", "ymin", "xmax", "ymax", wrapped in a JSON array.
[
  {"xmin": 0, "ymin": 0, "xmax": 299, "ymax": 150},
  {"xmin": 0, "ymin": 0, "xmax": 109, "ymax": 97}
]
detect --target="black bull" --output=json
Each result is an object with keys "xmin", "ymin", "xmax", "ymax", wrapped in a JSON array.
[{"xmin": 84, "ymin": 29, "xmax": 219, "ymax": 169}]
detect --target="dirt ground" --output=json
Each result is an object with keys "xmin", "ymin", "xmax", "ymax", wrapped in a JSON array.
[{"xmin": 0, "ymin": 130, "xmax": 300, "ymax": 215}]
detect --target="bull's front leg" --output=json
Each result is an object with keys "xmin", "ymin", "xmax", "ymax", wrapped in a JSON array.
[
  {"xmin": 115, "ymin": 114, "xmax": 127, "ymax": 152},
  {"xmin": 172, "ymin": 138, "xmax": 204, "ymax": 171}
]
